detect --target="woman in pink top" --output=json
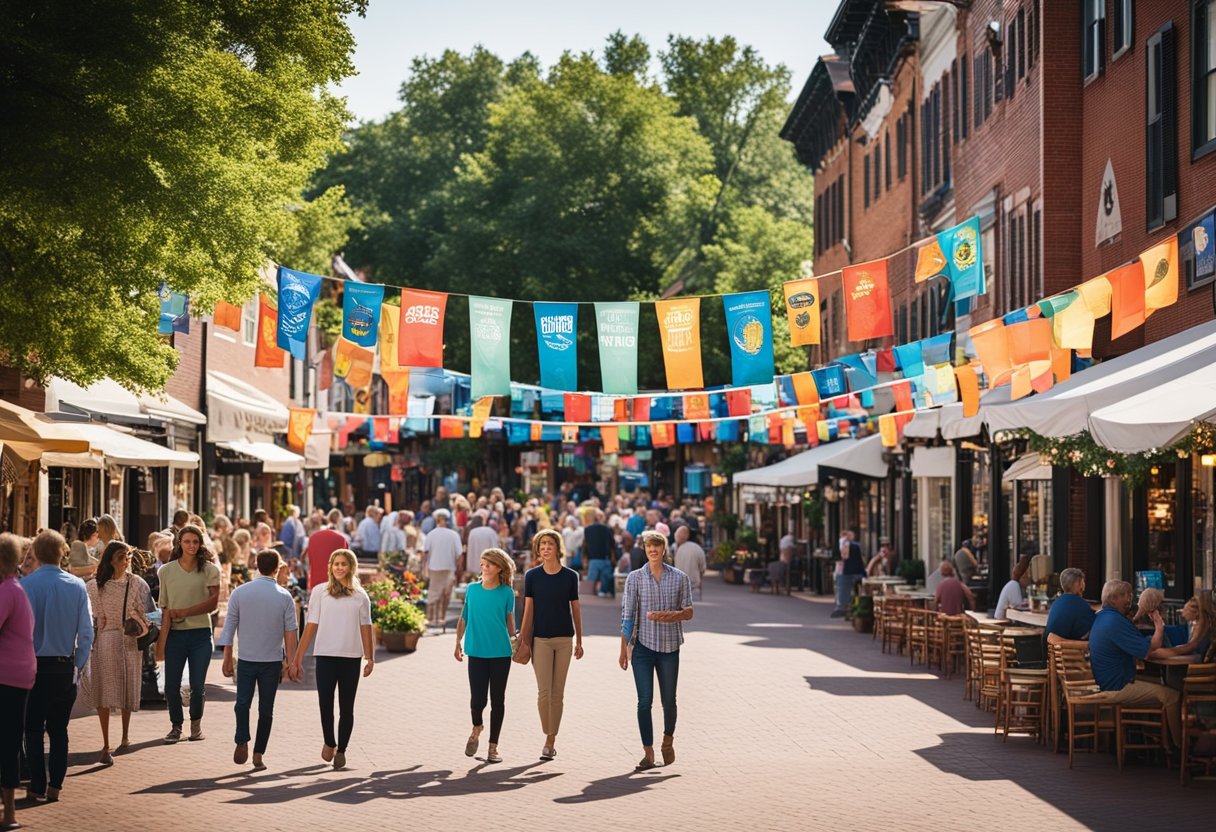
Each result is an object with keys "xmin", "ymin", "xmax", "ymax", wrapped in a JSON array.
[{"xmin": 0, "ymin": 533, "xmax": 36, "ymax": 829}]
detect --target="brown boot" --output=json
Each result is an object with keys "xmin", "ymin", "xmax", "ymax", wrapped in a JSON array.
[{"xmin": 661, "ymin": 735, "xmax": 675, "ymax": 766}]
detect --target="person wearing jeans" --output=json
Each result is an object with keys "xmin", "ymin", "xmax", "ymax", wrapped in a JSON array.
[
  {"xmin": 218, "ymin": 550, "xmax": 299, "ymax": 770},
  {"xmin": 19, "ymin": 530, "xmax": 94, "ymax": 804},
  {"xmin": 831, "ymin": 530, "xmax": 866, "ymax": 618},
  {"xmin": 292, "ymin": 549, "xmax": 375, "ymax": 771},
  {"xmin": 455, "ymin": 548, "xmax": 516, "ymax": 763},
  {"xmin": 620, "ymin": 531, "xmax": 693, "ymax": 771},
  {"xmin": 516, "ymin": 529, "xmax": 583, "ymax": 761}
]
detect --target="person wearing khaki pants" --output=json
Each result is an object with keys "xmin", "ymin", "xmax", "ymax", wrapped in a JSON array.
[{"xmin": 516, "ymin": 529, "xmax": 583, "ymax": 761}]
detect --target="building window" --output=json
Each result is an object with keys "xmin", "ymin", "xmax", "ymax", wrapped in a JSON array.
[
  {"xmin": 1193, "ymin": 0, "xmax": 1216, "ymax": 157},
  {"xmin": 1017, "ymin": 8, "xmax": 1027, "ymax": 79},
  {"xmin": 1030, "ymin": 0, "xmax": 1040, "ymax": 66},
  {"xmin": 1113, "ymin": 0, "xmax": 1134, "ymax": 60},
  {"xmin": 835, "ymin": 176, "xmax": 844, "ymax": 242},
  {"xmin": 241, "ymin": 299, "xmax": 257, "ymax": 347},
  {"xmin": 910, "ymin": 296, "xmax": 920, "ymax": 342},
  {"xmin": 884, "ymin": 130, "xmax": 892, "ymax": 190},
  {"xmin": 1147, "ymin": 23, "xmax": 1178, "ymax": 230},
  {"xmin": 984, "ymin": 48, "xmax": 994, "ymax": 119},
  {"xmin": 1004, "ymin": 16, "xmax": 1017, "ymax": 100},
  {"xmin": 952, "ymin": 60, "xmax": 960, "ymax": 143},
  {"xmin": 1032, "ymin": 201, "xmax": 1043, "ymax": 299},
  {"xmin": 1084, "ymin": 0, "xmax": 1106, "ymax": 81},
  {"xmin": 874, "ymin": 142, "xmax": 882, "ymax": 200},
  {"xmin": 864, "ymin": 153, "xmax": 871, "ymax": 209},
  {"xmin": 961, "ymin": 57, "xmax": 970, "ymax": 139}
]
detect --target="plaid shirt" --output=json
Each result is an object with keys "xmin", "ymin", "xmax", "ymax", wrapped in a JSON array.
[{"xmin": 621, "ymin": 563, "xmax": 693, "ymax": 653}]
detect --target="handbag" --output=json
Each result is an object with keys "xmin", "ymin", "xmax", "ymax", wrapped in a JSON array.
[{"xmin": 119, "ymin": 578, "xmax": 159, "ymax": 650}]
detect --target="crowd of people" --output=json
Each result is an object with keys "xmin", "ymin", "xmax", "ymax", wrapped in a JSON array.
[{"xmin": 0, "ymin": 485, "xmax": 705, "ymax": 828}]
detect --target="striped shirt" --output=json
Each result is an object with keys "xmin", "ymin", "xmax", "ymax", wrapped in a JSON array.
[{"xmin": 621, "ymin": 563, "xmax": 693, "ymax": 654}]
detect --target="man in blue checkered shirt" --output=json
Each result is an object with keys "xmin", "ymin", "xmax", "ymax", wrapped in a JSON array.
[{"xmin": 620, "ymin": 530, "xmax": 693, "ymax": 772}]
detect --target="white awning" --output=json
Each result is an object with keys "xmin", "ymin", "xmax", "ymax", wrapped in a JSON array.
[
  {"xmin": 983, "ymin": 318, "xmax": 1216, "ymax": 437},
  {"xmin": 818, "ymin": 434, "xmax": 889, "ymax": 479},
  {"xmin": 732, "ymin": 438, "xmax": 860, "ymax": 488},
  {"xmin": 206, "ymin": 371, "xmax": 289, "ymax": 443},
  {"xmin": 62, "ymin": 423, "xmax": 199, "ymax": 469},
  {"xmin": 0, "ymin": 399, "xmax": 91, "ymax": 460},
  {"xmin": 942, "ymin": 387, "xmax": 1011, "ymax": 439},
  {"xmin": 304, "ymin": 431, "xmax": 332, "ymax": 470},
  {"xmin": 46, "ymin": 378, "xmax": 205, "ymax": 426},
  {"xmin": 41, "ymin": 450, "xmax": 105, "ymax": 469},
  {"xmin": 1087, "ymin": 360, "xmax": 1216, "ymax": 452},
  {"xmin": 1002, "ymin": 453, "xmax": 1053, "ymax": 482},
  {"xmin": 911, "ymin": 445, "xmax": 954, "ymax": 478},
  {"xmin": 902, "ymin": 408, "xmax": 940, "ymax": 439},
  {"xmin": 216, "ymin": 440, "xmax": 304, "ymax": 474}
]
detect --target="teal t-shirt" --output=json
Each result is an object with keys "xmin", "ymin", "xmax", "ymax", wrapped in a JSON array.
[{"xmin": 461, "ymin": 581, "xmax": 515, "ymax": 658}]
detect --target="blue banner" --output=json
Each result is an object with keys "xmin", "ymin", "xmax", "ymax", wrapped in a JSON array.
[
  {"xmin": 677, "ymin": 423, "xmax": 696, "ymax": 444},
  {"xmin": 716, "ymin": 420, "xmax": 740, "ymax": 442},
  {"xmin": 811, "ymin": 365, "xmax": 848, "ymax": 397},
  {"xmin": 342, "ymin": 282, "xmax": 384, "ymax": 347},
  {"xmin": 534, "ymin": 302, "xmax": 579, "ymax": 391},
  {"xmin": 722, "ymin": 290, "xmax": 776, "ymax": 386},
  {"xmin": 921, "ymin": 332, "xmax": 954, "ymax": 366},
  {"xmin": 157, "ymin": 282, "xmax": 189, "ymax": 334},
  {"xmin": 937, "ymin": 216, "xmax": 985, "ymax": 300},
  {"xmin": 506, "ymin": 423, "xmax": 530, "ymax": 445},
  {"xmin": 892, "ymin": 341, "xmax": 924, "ymax": 379},
  {"xmin": 540, "ymin": 425, "xmax": 564, "ymax": 442},
  {"xmin": 276, "ymin": 266, "xmax": 324, "ymax": 361},
  {"xmin": 1193, "ymin": 212, "xmax": 1216, "ymax": 280},
  {"xmin": 776, "ymin": 375, "xmax": 797, "ymax": 408},
  {"xmin": 836, "ymin": 352, "xmax": 877, "ymax": 391},
  {"xmin": 1002, "ymin": 308, "xmax": 1029, "ymax": 325}
]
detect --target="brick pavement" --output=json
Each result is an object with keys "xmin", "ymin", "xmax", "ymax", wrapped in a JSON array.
[{"xmin": 16, "ymin": 579, "xmax": 1213, "ymax": 831}]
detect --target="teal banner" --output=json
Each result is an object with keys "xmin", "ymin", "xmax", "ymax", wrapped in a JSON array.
[
  {"xmin": 594, "ymin": 302, "xmax": 640, "ymax": 395},
  {"xmin": 722, "ymin": 290, "xmax": 775, "ymax": 386},
  {"xmin": 937, "ymin": 216, "xmax": 986, "ymax": 300},
  {"xmin": 534, "ymin": 302, "xmax": 578, "ymax": 391},
  {"xmin": 276, "ymin": 266, "xmax": 323, "ymax": 361},
  {"xmin": 469, "ymin": 296, "xmax": 513, "ymax": 399}
]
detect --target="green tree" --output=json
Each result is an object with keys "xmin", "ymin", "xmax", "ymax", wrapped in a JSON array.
[{"xmin": 0, "ymin": 0, "xmax": 365, "ymax": 389}]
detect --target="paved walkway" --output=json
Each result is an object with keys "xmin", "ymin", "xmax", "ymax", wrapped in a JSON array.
[{"xmin": 18, "ymin": 578, "xmax": 1213, "ymax": 831}]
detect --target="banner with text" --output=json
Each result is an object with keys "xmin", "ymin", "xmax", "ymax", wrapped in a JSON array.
[
  {"xmin": 469, "ymin": 296, "xmax": 513, "ymax": 399},
  {"xmin": 594, "ymin": 302, "xmax": 640, "ymax": 395}
]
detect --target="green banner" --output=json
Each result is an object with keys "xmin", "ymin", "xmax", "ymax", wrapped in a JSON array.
[
  {"xmin": 594, "ymin": 301, "xmax": 639, "ymax": 395},
  {"xmin": 469, "ymin": 296, "xmax": 513, "ymax": 399}
]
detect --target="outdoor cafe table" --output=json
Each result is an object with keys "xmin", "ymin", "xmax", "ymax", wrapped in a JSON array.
[
  {"xmin": 1004, "ymin": 608, "xmax": 1050, "ymax": 628},
  {"xmin": 1142, "ymin": 654, "xmax": 1199, "ymax": 690},
  {"xmin": 862, "ymin": 576, "xmax": 905, "ymax": 594}
]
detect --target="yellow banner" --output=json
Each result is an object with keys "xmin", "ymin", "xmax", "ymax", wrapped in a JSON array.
[
  {"xmin": 879, "ymin": 414, "xmax": 898, "ymax": 447},
  {"xmin": 473, "ymin": 396, "xmax": 495, "ymax": 421},
  {"xmin": 287, "ymin": 407, "xmax": 315, "ymax": 453},
  {"xmin": 1140, "ymin": 235, "xmax": 1179, "ymax": 313},
  {"xmin": 654, "ymin": 297, "xmax": 703, "ymax": 389},
  {"xmin": 782, "ymin": 277, "xmax": 820, "ymax": 346},
  {"xmin": 379, "ymin": 302, "xmax": 403, "ymax": 373}
]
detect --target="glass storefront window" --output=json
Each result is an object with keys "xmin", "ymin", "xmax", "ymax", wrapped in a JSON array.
[
  {"xmin": 172, "ymin": 468, "xmax": 193, "ymax": 514},
  {"xmin": 1016, "ymin": 480, "xmax": 1053, "ymax": 561},
  {"xmin": 1146, "ymin": 465, "xmax": 1178, "ymax": 591},
  {"xmin": 1196, "ymin": 459, "xmax": 1213, "ymax": 592},
  {"xmin": 925, "ymin": 477, "xmax": 951, "ymax": 566}
]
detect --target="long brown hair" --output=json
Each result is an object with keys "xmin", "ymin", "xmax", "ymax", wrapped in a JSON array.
[
  {"xmin": 95, "ymin": 541, "xmax": 132, "ymax": 589},
  {"xmin": 479, "ymin": 548, "xmax": 515, "ymax": 588},
  {"xmin": 171, "ymin": 524, "xmax": 207, "ymax": 572}
]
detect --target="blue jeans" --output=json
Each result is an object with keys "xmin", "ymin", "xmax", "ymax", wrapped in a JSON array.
[
  {"xmin": 164, "ymin": 628, "xmax": 213, "ymax": 727},
  {"xmin": 234, "ymin": 660, "xmax": 281, "ymax": 753},
  {"xmin": 631, "ymin": 642, "xmax": 679, "ymax": 747},
  {"xmin": 587, "ymin": 559, "xmax": 614, "ymax": 596},
  {"xmin": 835, "ymin": 572, "xmax": 862, "ymax": 613}
]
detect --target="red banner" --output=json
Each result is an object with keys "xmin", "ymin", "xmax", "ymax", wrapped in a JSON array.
[
  {"xmin": 254, "ymin": 296, "xmax": 284, "ymax": 368},
  {"xmin": 564, "ymin": 393, "xmax": 591, "ymax": 423},
  {"xmin": 842, "ymin": 258, "xmax": 894, "ymax": 341},
  {"xmin": 726, "ymin": 389, "xmax": 751, "ymax": 417},
  {"xmin": 397, "ymin": 288, "xmax": 447, "ymax": 368}
]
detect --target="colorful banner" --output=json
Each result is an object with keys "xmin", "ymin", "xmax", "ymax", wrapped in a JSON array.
[
  {"xmin": 469, "ymin": 296, "xmax": 513, "ymax": 399},
  {"xmin": 722, "ymin": 290, "xmax": 775, "ymax": 386},
  {"xmin": 378, "ymin": 301, "xmax": 410, "ymax": 408},
  {"xmin": 342, "ymin": 282, "xmax": 385, "ymax": 347},
  {"xmin": 398, "ymin": 288, "xmax": 447, "ymax": 368},
  {"xmin": 684, "ymin": 392, "xmax": 711, "ymax": 420},
  {"xmin": 937, "ymin": 216, "xmax": 985, "ymax": 300},
  {"xmin": 1007, "ymin": 318, "xmax": 1051, "ymax": 365},
  {"xmin": 287, "ymin": 408, "xmax": 315, "ymax": 453},
  {"xmin": 920, "ymin": 332, "xmax": 953, "ymax": 366},
  {"xmin": 1108, "ymin": 261, "xmax": 1147, "ymax": 339},
  {"xmin": 1193, "ymin": 212, "xmax": 1216, "ymax": 280},
  {"xmin": 335, "ymin": 337, "xmax": 374, "ymax": 389},
  {"xmin": 655, "ymin": 297, "xmax": 703, "ymax": 390},
  {"xmin": 726, "ymin": 389, "xmax": 752, "ymax": 417},
  {"xmin": 472, "ymin": 397, "xmax": 496, "ymax": 423},
  {"xmin": 563, "ymin": 393, "xmax": 591, "ymax": 423},
  {"xmin": 782, "ymin": 277, "xmax": 820, "ymax": 346},
  {"xmin": 561, "ymin": 425, "xmax": 579, "ymax": 444},
  {"xmin": 594, "ymin": 302, "xmax": 640, "ymax": 395},
  {"xmin": 811, "ymin": 365, "xmax": 848, "ymax": 397},
  {"xmin": 791, "ymin": 372, "xmax": 819, "ymax": 406},
  {"xmin": 922, "ymin": 363, "xmax": 958, "ymax": 405},
  {"xmin": 914, "ymin": 239, "xmax": 947, "ymax": 283},
  {"xmin": 837, "ymin": 352, "xmax": 877, "ymax": 391},
  {"xmin": 969, "ymin": 319, "xmax": 1011, "ymax": 384},
  {"xmin": 352, "ymin": 385, "xmax": 372, "ymax": 414},
  {"xmin": 158, "ymin": 282, "xmax": 190, "ymax": 335},
  {"xmin": 878, "ymin": 414, "xmax": 899, "ymax": 447},
  {"xmin": 439, "ymin": 418, "xmax": 465, "ymax": 439},
  {"xmin": 601, "ymin": 427, "xmax": 619, "ymax": 454},
  {"xmin": 385, "ymin": 370, "xmax": 410, "ymax": 414},
  {"xmin": 213, "ymin": 300, "xmax": 242, "ymax": 332},
  {"xmin": 954, "ymin": 365, "xmax": 980, "ymax": 418},
  {"xmin": 651, "ymin": 423, "xmax": 674, "ymax": 448},
  {"xmin": 633, "ymin": 397, "xmax": 651, "ymax": 422},
  {"xmin": 1076, "ymin": 275, "xmax": 1113, "ymax": 317},
  {"xmin": 1140, "ymin": 235, "xmax": 1179, "ymax": 313},
  {"xmin": 318, "ymin": 343, "xmax": 333, "ymax": 391},
  {"xmin": 254, "ymin": 296, "xmax": 284, "ymax": 368},
  {"xmin": 535, "ymin": 302, "xmax": 578, "ymax": 391},
  {"xmin": 276, "ymin": 266, "xmax": 323, "ymax": 361},
  {"xmin": 1049, "ymin": 292, "xmax": 1096, "ymax": 350},
  {"xmin": 842, "ymin": 259, "xmax": 894, "ymax": 341},
  {"xmin": 892, "ymin": 341, "xmax": 924, "ymax": 379}
]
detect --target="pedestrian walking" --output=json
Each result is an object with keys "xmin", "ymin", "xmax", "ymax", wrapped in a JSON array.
[
  {"xmin": 672, "ymin": 526, "xmax": 706, "ymax": 601},
  {"xmin": 21, "ymin": 530, "xmax": 94, "ymax": 804},
  {"xmin": 218, "ymin": 550, "xmax": 299, "ymax": 771},
  {"xmin": 0, "ymin": 534, "xmax": 35, "ymax": 829},
  {"xmin": 516, "ymin": 529, "xmax": 582, "ymax": 761},
  {"xmin": 455, "ymin": 547, "xmax": 516, "ymax": 764},
  {"xmin": 81, "ymin": 542, "xmax": 151, "ymax": 764},
  {"xmin": 155, "ymin": 525, "xmax": 220, "ymax": 744},
  {"xmin": 831, "ymin": 529, "xmax": 865, "ymax": 618},
  {"xmin": 291, "ymin": 548, "xmax": 374, "ymax": 770},
  {"xmin": 619, "ymin": 530, "xmax": 693, "ymax": 771},
  {"xmin": 422, "ymin": 508, "xmax": 463, "ymax": 629}
]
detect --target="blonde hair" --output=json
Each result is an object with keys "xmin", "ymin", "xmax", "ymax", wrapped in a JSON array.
[
  {"xmin": 530, "ymin": 528, "xmax": 565, "ymax": 560},
  {"xmin": 327, "ymin": 548, "xmax": 361, "ymax": 597},
  {"xmin": 638, "ymin": 530, "xmax": 669, "ymax": 554},
  {"xmin": 96, "ymin": 514, "xmax": 122, "ymax": 543},
  {"xmin": 1133, "ymin": 587, "xmax": 1164, "ymax": 623},
  {"xmin": 479, "ymin": 547, "xmax": 515, "ymax": 588}
]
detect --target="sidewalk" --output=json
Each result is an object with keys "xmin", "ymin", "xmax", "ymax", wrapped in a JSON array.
[{"xmin": 21, "ymin": 577, "xmax": 1212, "ymax": 831}]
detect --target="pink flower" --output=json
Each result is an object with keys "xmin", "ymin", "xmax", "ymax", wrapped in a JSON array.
[
  {"xmin": 390, "ymin": 591, "xmax": 400, "ymax": 598},
  {"xmin": 378, "ymin": 599, "xmax": 387, "ymax": 606}
]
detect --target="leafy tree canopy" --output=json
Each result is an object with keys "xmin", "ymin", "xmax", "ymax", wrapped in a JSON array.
[{"xmin": 0, "ymin": 0, "xmax": 366, "ymax": 390}]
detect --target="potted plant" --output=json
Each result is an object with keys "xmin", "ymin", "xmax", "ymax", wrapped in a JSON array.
[
  {"xmin": 851, "ymin": 594, "xmax": 874, "ymax": 633},
  {"xmin": 897, "ymin": 558, "xmax": 926, "ymax": 586},
  {"xmin": 375, "ymin": 596, "xmax": 426, "ymax": 653}
]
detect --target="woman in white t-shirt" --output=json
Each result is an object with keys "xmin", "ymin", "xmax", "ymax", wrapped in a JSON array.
[{"xmin": 291, "ymin": 548, "xmax": 374, "ymax": 770}]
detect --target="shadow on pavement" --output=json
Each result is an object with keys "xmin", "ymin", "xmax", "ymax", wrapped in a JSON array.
[{"xmin": 552, "ymin": 770, "xmax": 679, "ymax": 803}]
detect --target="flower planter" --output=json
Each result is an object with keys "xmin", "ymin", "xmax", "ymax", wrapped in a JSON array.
[
  {"xmin": 851, "ymin": 616, "xmax": 874, "ymax": 634},
  {"xmin": 382, "ymin": 630, "xmax": 421, "ymax": 653}
]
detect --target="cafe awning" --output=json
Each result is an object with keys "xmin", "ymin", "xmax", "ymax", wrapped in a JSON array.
[
  {"xmin": 733, "ymin": 438, "xmax": 860, "ymax": 489},
  {"xmin": 60, "ymin": 423, "xmax": 199, "ymax": 469},
  {"xmin": 46, "ymin": 377, "xmax": 205, "ymax": 426},
  {"xmin": 983, "ymin": 318, "xmax": 1216, "ymax": 437},
  {"xmin": 206, "ymin": 371, "xmax": 289, "ymax": 443},
  {"xmin": 1087, "ymin": 360, "xmax": 1216, "ymax": 452},
  {"xmin": 911, "ymin": 445, "xmax": 954, "ymax": 478},
  {"xmin": 216, "ymin": 440, "xmax": 304, "ymax": 474},
  {"xmin": 818, "ymin": 434, "xmax": 889, "ymax": 479},
  {"xmin": 1002, "ymin": 453, "xmax": 1053, "ymax": 482},
  {"xmin": 0, "ymin": 399, "xmax": 91, "ymax": 460}
]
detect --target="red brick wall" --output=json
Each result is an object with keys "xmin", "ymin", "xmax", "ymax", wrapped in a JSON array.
[{"xmin": 164, "ymin": 328, "xmax": 202, "ymax": 411}]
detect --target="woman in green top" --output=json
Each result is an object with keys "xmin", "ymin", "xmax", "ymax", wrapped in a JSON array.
[
  {"xmin": 154, "ymin": 525, "xmax": 220, "ymax": 744},
  {"xmin": 454, "ymin": 548, "xmax": 516, "ymax": 763}
]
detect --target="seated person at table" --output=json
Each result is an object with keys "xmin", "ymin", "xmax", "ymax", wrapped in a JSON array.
[
  {"xmin": 994, "ymin": 556, "xmax": 1032, "ymax": 620},
  {"xmin": 1045, "ymin": 567, "xmax": 1096, "ymax": 644},
  {"xmin": 1131, "ymin": 587, "xmax": 1165, "ymax": 625},
  {"xmin": 952, "ymin": 535, "xmax": 983, "ymax": 585},
  {"xmin": 933, "ymin": 561, "xmax": 975, "ymax": 615},
  {"xmin": 1089, "ymin": 579, "xmax": 1181, "ymax": 748},
  {"xmin": 1153, "ymin": 593, "xmax": 1214, "ymax": 658},
  {"xmin": 925, "ymin": 561, "xmax": 948, "ymax": 594}
]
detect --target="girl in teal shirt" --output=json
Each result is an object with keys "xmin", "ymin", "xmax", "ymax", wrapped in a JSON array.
[{"xmin": 455, "ymin": 548, "xmax": 516, "ymax": 763}]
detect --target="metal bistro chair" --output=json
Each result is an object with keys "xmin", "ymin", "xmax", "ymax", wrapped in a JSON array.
[{"xmin": 1180, "ymin": 662, "xmax": 1216, "ymax": 785}]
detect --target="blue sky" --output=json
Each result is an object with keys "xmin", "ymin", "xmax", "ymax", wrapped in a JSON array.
[{"xmin": 335, "ymin": 1, "xmax": 836, "ymax": 123}]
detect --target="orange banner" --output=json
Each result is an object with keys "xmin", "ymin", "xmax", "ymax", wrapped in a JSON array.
[
  {"xmin": 651, "ymin": 423, "xmax": 675, "ymax": 447},
  {"xmin": 791, "ymin": 371, "xmax": 819, "ymax": 406},
  {"xmin": 1107, "ymin": 260, "xmax": 1147, "ymax": 339},
  {"xmin": 1140, "ymin": 235, "xmax": 1179, "ymax": 313},
  {"xmin": 781, "ymin": 418, "xmax": 795, "ymax": 447},
  {"xmin": 373, "ymin": 417, "xmax": 391, "ymax": 443},
  {"xmin": 530, "ymin": 423, "xmax": 543, "ymax": 442},
  {"xmin": 613, "ymin": 399, "xmax": 629, "ymax": 421},
  {"xmin": 842, "ymin": 258, "xmax": 894, "ymax": 341},
  {"xmin": 439, "ymin": 418, "xmax": 464, "ymax": 439},
  {"xmin": 383, "ymin": 369, "xmax": 410, "ymax": 414},
  {"xmin": 1051, "ymin": 346, "xmax": 1072, "ymax": 383},
  {"xmin": 969, "ymin": 318, "xmax": 1011, "ymax": 384},
  {"xmin": 684, "ymin": 392, "xmax": 710, "ymax": 420},
  {"xmin": 379, "ymin": 302, "xmax": 403, "ymax": 373},
  {"xmin": 601, "ymin": 427, "xmax": 619, "ymax": 454},
  {"xmin": 213, "ymin": 300, "xmax": 242, "ymax": 332},
  {"xmin": 914, "ymin": 239, "xmax": 947, "ymax": 283},
  {"xmin": 1007, "ymin": 318, "xmax": 1051, "ymax": 365},
  {"xmin": 335, "ymin": 337, "xmax": 374, "ymax": 389},
  {"xmin": 287, "ymin": 407, "xmax": 315, "ymax": 452},
  {"xmin": 782, "ymin": 277, "xmax": 821, "ymax": 346},
  {"xmin": 655, "ymin": 298, "xmax": 703, "ymax": 389},
  {"xmin": 878, "ymin": 414, "xmax": 899, "ymax": 447},
  {"xmin": 254, "ymin": 296, "xmax": 285, "ymax": 368},
  {"xmin": 954, "ymin": 365, "xmax": 980, "ymax": 418},
  {"xmin": 398, "ymin": 288, "xmax": 447, "ymax": 368},
  {"xmin": 1011, "ymin": 366, "xmax": 1033, "ymax": 400}
]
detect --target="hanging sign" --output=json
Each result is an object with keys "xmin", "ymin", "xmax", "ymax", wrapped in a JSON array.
[
  {"xmin": 275, "ymin": 266, "xmax": 323, "ymax": 361},
  {"xmin": 938, "ymin": 216, "xmax": 986, "ymax": 300},
  {"xmin": 342, "ymin": 282, "xmax": 385, "ymax": 347},
  {"xmin": 842, "ymin": 259, "xmax": 894, "ymax": 341},
  {"xmin": 782, "ymin": 277, "xmax": 820, "ymax": 346},
  {"xmin": 469, "ymin": 296, "xmax": 513, "ymax": 399},
  {"xmin": 594, "ymin": 302, "xmax": 639, "ymax": 395},
  {"xmin": 398, "ymin": 288, "xmax": 447, "ymax": 368},
  {"xmin": 535, "ymin": 302, "xmax": 579, "ymax": 391},
  {"xmin": 655, "ymin": 297, "xmax": 703, "ymax": 389}
]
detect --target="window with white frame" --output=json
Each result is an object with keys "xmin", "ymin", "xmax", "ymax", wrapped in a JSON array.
[
  {"xmin": 1113, "ymin": 0, "xmax": 1134, "ymax": 59},
  {"xmin": 241, "ymin": 298, "xmax": 257, "ymax": 346},
  {"xmin": 1084, "ymin": 0, "xmax": 1106, "ymax": 80}
]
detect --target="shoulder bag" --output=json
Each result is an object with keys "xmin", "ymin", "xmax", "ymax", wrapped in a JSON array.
[{"xmin": 120, "ymin": 578, "xmax": 159, "ymax": 651}]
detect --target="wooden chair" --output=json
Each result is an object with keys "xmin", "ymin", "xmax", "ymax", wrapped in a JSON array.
[
  {"xmin": 977, "ymin": 631, "xmax": 1008, "ymax": 714},
  {"xmin": 907, "ymin": 608, "xmax": 930, "ymax": 666},
  {"xmin": 1048, "ymin": 641, "xmax": 1090, "ymax": 753},
  {"xmin": 1002, "ymin": 670, "xmax": 1049, "ymax": 743},
  {"xmin": 871, "ymin": 596, "xmax": 885, "ymax": 644},
  {"xmin": 881, "ymin": 599, "xmax": 910, "ymax": 656},
  {"xmin": 962, "ymin": 617, "xmax": 982, "ymax": 700},
  {"xmin": 1180, "ymin": 662, "xmax": 1216, "ymax": 785},
  {"xmin": 1115, "ymin": 702, "xmax": 1169, "ymax": 771},
  {"xmin": 940, "ymin": 615, "xmax": 967, "ymax": 679},
  {"xmin": 1062, "ymin": 669, "xmax": 1118, "ymax": 769},
  {"xmin": 926, "ymin": 612, "xmax": 947, "ymax": 673}
]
